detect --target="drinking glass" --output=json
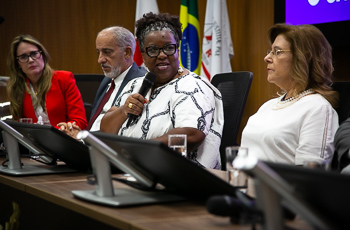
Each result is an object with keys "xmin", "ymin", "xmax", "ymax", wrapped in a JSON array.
[
  {"xmin": 226, "ymin": 146, "xmax": 248, "ymax": 188},
  {"xmin": 19, "ymin": 118, "xmax": 33, "ymax": 123},
  {"xmin": 168, "ymin": 134, "xmax": 187, "ymax": 157}
]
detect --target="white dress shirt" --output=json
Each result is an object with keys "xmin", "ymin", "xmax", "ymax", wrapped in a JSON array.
[{"xmin": 90, "ymin": 65, "xmax": 133, "ymax": 132}]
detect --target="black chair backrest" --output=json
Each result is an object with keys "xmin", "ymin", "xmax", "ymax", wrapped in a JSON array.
[
  {"xmin": 0, "ymin": 76, "xmax": 10, "ymax": 120},
  {"xmin": 332, "ymin": 81, "xmax": 350, "ymax": 125},
  {"xmin": 211, "ymin": 71, "xmax": 253, "ymax": 170},
  {"xmin": 74, "ymin": 74, "xmax": 105, "ymax": 122}
]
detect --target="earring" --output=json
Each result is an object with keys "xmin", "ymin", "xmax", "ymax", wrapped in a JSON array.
[{"xmin": 178, "ymin": 66, "xmax": 184, "ymax": 75}]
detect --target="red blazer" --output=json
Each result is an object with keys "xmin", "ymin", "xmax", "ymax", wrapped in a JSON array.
[{"xmin": 22, "ymin": 70, "xmax": 87, "ymax": 129}]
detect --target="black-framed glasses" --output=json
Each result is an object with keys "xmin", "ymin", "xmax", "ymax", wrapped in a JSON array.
[
  {"xmin": 16, "ymin": 50, "xmax": 42, "ymax": 63},
  {"xmin": 145, "ymin": 44, "xmax": 177, "ymax": 58},
  {"xmin": 266, "ymin": 49, "xmax": 291, "ymax": 58}
]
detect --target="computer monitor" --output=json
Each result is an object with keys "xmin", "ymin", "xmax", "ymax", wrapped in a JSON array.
[
  {"xmin": 2, "ymin": 120, "xmax": 91, "ymax": 172},
  {"xmin": 265, "ymin": 162, "xmax": 350, "ymax": 229},
  {"xmin": 234, "ymin": 156, "xmax": 350, "ymax": 229},
  {"xmin": 89, "ymin": 131, "xmax": 237, "ymax": 201}
]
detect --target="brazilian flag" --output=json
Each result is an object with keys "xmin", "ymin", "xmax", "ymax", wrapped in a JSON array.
[{"xmin": 179, "ymin": 0, "xmax": 201, "ymax": 75}]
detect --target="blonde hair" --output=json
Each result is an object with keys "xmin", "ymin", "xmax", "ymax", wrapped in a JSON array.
[
  {"xmin": 268, "ymin": 24, "xmax": 338, "ymax": 108},
  {"xmin": 7, "ymin": 35, "xmax": 52, "ymax": 120}
]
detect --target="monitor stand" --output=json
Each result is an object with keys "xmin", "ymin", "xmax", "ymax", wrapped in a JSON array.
[
  {"xmin": 233, "ymin": 156, "xmax": 336, "ymax": 230},
  {"xmin": 0, "ymin": 131, "xmax": 76, "ymax": 176},
  {"xmin": 72, "ymin": 188, "xmax": 186, "ymax": 207},
  {"xmin": 72, "ymin": 144, "xmax": 185, "ymax": 207}
]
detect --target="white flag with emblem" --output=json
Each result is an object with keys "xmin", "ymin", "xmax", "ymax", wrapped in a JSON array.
[
  {"xmin": 134, "ymin": 0, "xmax": 159, "ymax": 66},
  {"xmin": 201, "ymin": 0, "xmax": 234, "ymax": 81}
]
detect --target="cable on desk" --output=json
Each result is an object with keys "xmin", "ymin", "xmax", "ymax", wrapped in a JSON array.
[
  {"xmin": 2, "ymin": 158, "xmax": 9, "ymax": 167},
  {"xmin": 1, "ymin": 153, "xmax": 56, "ymax": 167},
  {"xmin": 29, "ymin": 154, "xmax": 57, "ymax": 165}
]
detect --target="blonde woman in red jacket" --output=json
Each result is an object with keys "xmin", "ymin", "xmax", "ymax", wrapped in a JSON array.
[{"xmin": 7, "ymin": 35, "xmax": 87, "ymax": 130}]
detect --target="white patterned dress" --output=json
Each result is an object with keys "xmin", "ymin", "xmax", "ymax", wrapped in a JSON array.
[{"xmin": 114, "ymin": 72, "xmax": 224, "ymax": 169}]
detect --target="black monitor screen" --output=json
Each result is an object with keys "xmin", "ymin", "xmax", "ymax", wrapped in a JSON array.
[
  {"xmin": 2, "ymin": 121, "xmax": 91, "ymax": 172},
  {"xmin": 266, "ymin": 162, "xmax": 350, "ymax": 229},
  {"xmin": 92, "ymin": 132, "xmax": 237, "ymax": 201}
]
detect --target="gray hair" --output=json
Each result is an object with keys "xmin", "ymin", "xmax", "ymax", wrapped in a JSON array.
[{"xmin": 98, "ymin": 26, "xmax": 136, "ymax": 55}]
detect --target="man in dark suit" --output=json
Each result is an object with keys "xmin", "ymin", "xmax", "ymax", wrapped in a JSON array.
[
  {"xmin": 59, "ymin": 26, "xmax": 146, "ymax": 136},
  {"xmin": 334, "ymin": 117, "xmax": 350, "ymax": 172}
]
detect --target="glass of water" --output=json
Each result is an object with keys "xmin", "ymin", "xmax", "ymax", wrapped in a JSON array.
[
  {"xmin": 226, "ymin": 146, "xmax": 248, "ymax": 188},
  {"xmin": 168, "ymin": 134, "xmax": 187, "ymax": 157},
  {"xmin": 19, "ymin": 118, "xmax": 33, "ymax": 123}
]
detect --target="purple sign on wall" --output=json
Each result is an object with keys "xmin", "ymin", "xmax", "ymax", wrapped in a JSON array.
[{"xmin": 286, "ymin": 0, "xmax": 350, "ymax": 25}]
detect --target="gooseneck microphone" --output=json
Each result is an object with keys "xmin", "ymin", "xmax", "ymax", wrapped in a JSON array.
[
  {"xmin": 207, "ymin": 195, "xmax": 244, "ymax": 217},
  {"xmin": 206, "ymin": 194, "xmax": 295, "ymax": 225},
  {"xmin": 207, "ymin": 194, "xmax": 263, "ymax": 225},
  {"xmin": 126, "ymin": 72, "xmax": 156, "ymax": 127}
]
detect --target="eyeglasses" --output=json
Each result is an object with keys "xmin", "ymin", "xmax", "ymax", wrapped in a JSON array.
[
  {"xmin": 16, "ymin": 50, "xmax": 42, "ymax": 63},
  {"xmin": 266, "ymin": 49, "xmax": 291, "ymax": 58},
  {"xmin": 145, "ymin": 44, "xmax": 177, "ymax": 58}
]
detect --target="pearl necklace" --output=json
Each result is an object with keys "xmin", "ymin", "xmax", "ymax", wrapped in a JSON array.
[{"xmin": 272, "ymin": 89, "xmax": 314, "ymax": 110}]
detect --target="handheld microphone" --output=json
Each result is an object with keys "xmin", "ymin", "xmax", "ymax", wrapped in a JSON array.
[{"xmin": 126, "ymin": 72, "xmax": 156, "ymax": 127}]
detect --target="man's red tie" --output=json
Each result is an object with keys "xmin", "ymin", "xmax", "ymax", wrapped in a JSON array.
[{"xmin": 86, "ymin": 80, "xmax": 115, "ymax": 130}]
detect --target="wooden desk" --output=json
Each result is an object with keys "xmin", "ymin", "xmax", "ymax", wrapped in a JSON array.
[
  {"xmin": 0, "ymin": 158, "xmax": 248, "ymax": 230},
  {"xmin": 0, "ymin": 158, "xmax": 310, "ymax": 230}
]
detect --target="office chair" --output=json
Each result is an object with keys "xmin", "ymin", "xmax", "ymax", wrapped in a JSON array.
[
  {"xmin": 332, "ymin": 81, "xmax": 350, "ymax": 125},
  {"xmin": 0, "ymin": 76, "xmax": 11, "ymax": 120},
  {"xmin": 211, "ymin": 71, "xmax": 253, "ymax": 170},
  {"xmin": 74, "ymin": 74, "xmax": 105, "ymax": 122}
]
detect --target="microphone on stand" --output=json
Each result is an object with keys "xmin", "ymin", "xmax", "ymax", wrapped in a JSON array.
[
  {"xmin": 126, "ymin": 72, "xmax": 156, "ymax": 128},
  {"xmin": 206, "ymin": 194, "xmax": 296, "ymax": 224},
  {"xmin": 206, "ymin": 195, "xmax": 260, "ymax": 224}
]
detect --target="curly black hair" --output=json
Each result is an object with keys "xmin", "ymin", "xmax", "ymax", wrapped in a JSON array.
[{"xmin": 135, "ymin": 12, "xmax": 183, "ymax": 53}]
